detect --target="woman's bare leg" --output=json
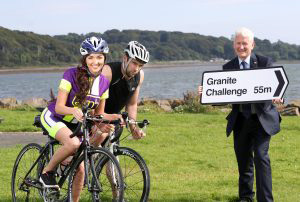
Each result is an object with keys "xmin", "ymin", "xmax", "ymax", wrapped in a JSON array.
[{"xmin": 43, "ymin": 127, "xmax": 81, "ymax": 173}]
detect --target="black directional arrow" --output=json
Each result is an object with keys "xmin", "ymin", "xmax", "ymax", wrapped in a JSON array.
[{"xmin": 274, "ymin": 70, "xmax": 284, "ymax": 97}]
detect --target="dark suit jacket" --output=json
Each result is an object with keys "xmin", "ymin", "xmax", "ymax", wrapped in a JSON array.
[{"xmin": 223, "ymin": 54, "xmax": 281, "ymax": 136}]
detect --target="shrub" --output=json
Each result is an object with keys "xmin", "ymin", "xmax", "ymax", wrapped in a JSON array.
[
  {"xmin": 138, "ymin": 102, "xmax": 165, "ymax": 113},
  {"xmin": 173, "ymin": 91, "xmax": 219, "ymax": 114}
]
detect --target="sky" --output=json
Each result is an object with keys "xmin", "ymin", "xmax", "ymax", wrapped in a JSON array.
[{"xmin": 1, "ymin": 0, "xmax": 299, "ymax": 45}]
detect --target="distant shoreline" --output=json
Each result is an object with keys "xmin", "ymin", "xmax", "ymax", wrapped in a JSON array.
[
  {"xmin": 0, "ymin": 60, "xmax": 299, "ymax": 75},
  {"xmin": 0, "ymin": 61, "xmax": 223, "ymax": 75}
]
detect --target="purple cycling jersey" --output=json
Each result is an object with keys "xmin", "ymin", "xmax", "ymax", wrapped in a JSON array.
[{"xmin": 47, "ymin": 67, "xmax": 110, "ymax": 122}]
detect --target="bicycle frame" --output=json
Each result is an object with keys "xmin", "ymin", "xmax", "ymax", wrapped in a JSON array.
[{"xmin": 55, "ymin": 109, "xmax": 102, "ymax": 193}]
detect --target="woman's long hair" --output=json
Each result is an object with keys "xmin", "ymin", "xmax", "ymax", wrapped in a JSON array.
[{"xmin": 75, "ymin": 55, "xmax": 91, "ymax": 106}]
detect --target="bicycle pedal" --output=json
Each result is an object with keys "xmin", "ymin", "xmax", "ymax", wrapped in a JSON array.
[{"xmin": 43, "ymin": 188, "xmax": 60, "ymax": 201}]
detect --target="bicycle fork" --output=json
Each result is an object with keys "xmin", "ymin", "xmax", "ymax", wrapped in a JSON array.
[{"xmin": 86, "ymin": 149, "xmax": 103, "ymax": 198}]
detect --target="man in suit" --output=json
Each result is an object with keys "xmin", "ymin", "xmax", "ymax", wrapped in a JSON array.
[{"xmin": 223, "ymin": 27, "xmax": 282, "ymax": 202}]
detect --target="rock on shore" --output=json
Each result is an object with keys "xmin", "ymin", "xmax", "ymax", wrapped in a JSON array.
[
  {"xmin": 0, "ymin": 97, "xmax": 299, "ymax": 116},
  {"xmin": 0, "ymin": 97, "xmax": 48, "ymax": 109}
]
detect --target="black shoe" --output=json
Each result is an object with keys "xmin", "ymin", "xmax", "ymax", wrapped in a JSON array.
[
  {"xmin": 238, "ymin": 198, "xmax": 253, "ymax": 202},
  {"xmin": 39, "ymin": 171, "xmax": 59, "ymax": 188}
]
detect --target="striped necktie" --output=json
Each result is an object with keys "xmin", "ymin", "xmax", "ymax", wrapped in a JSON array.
[
  {"xmin": 241, "ymin": 61, "xmax": 247, "ymax": 69},
  {"xmin": 240, "ymin": 61, "xmax": 251, "ymax": 118}
]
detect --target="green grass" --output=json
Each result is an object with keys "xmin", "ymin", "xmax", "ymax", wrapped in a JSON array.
[
  {"xmin": 0, "ymin": 109, "xmax": 40, "ymax": 132},
  {"xmin": 0, "ymin": 109, "xmax": 299, "ymax": 201}
]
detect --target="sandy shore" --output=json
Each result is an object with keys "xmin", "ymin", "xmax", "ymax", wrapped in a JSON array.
[{"xmin": 0, "ymin": 66, "xmax": 69, "ymax": 74}]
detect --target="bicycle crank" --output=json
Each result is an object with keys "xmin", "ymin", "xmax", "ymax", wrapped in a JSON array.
[{"xmin": 42, "ymin": 187, "xmax": 60, "ymax": 202}]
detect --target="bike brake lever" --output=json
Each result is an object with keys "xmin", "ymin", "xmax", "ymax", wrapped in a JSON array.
[{"xmin": 137, "ymin": 119, "xmax": 150, "ymax": 128}]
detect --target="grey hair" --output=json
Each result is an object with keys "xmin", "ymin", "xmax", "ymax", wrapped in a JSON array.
[{"xmin": 233, "ymin": 27, "xmax": 254, "ymax": 42}]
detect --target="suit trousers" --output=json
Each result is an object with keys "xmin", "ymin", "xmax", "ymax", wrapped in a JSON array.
[{"xmin": 233, "ymin": 113, "xmax": 273, "ymax": 202}]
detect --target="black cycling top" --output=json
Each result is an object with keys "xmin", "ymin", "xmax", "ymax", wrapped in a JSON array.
[{"xmin": 105, "ymin": 62, "xmax": 140, "ymax": 114}]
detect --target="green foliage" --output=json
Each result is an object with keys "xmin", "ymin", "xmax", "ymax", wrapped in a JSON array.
[
  {"xmin": 138, "ymin": 103, "xmax": 166, "ymax": 114},
  {"xmin": 174, "ymin": 91, "xmax": 220, "ymax": 114},
  {"xmin": 0, "ymin": 27, "xmax": 78, "ymax": 67},
  {"xmin": 1, "ymin": 26, "xmax": 300, "ymax": 67}
]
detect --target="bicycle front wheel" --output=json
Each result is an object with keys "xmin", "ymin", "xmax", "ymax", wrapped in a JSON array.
[
  {"xmin": 68, "ymin": 147, "xmax": 124, "ymax": 202},
  {"xmin": 11, "ymin": 143, "xmax": 43, "ymax": 202},
  {"xmin": 114, "ymin": 147, "xmax": 150, "ymax": 202}
]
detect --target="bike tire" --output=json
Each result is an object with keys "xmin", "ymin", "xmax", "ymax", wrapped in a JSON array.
[
  {"xmin": 114, "ymin": 147, "xmax": 150, "ymax": 202},
  {"xmin": 11, "ymin": 143, "xmax": 43, "ymax": 202},
  {"xmin": 67, "ymin": 147, "xmax": 124, "ymax": 202}
]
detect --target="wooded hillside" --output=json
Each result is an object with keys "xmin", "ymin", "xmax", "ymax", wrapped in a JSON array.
[{"xmin": 1, "ymin": 26, "xmax": 299, "ymax": 67}]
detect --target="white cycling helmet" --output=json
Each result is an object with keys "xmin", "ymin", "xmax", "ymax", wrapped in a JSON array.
[
  {"xmin": 124, "ymin": 41, "xmax": 149, "ymax": 64},
  {"xmin": 80, "ymin": 36, "xmax": 109, "ymax": 56}
]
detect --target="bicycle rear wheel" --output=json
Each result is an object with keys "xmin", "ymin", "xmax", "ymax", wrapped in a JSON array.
[
  {"xmin": 115, "ymin": 147, "xmax": 150, "ymax": 202},
  {"xmin": 68, "ymin": 147, "xmax": 124, "ymax": 202},
  {"xmin": 11, "ymin": 143, "xmax": 44, "ymax": 202}
]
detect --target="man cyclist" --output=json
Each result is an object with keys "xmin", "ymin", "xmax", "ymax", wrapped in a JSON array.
[{"xmin": 105, "ymin": 41, "xmax": 150, "ymax": 139}]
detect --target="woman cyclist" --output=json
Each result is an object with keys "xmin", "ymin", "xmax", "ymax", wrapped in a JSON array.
[{"xmin": 39, "ymin": 36, "xmax": 117, "ymax": 202}]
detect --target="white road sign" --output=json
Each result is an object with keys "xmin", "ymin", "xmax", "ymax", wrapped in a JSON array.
[{"xmin": 200, "ymin": 66, "xmax": 289, "ymax": 104}]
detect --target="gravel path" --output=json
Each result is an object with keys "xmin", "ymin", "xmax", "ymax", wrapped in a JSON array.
[{"xmin": 0, "ymin": 132, "xmax": 48, "ymax": 147}]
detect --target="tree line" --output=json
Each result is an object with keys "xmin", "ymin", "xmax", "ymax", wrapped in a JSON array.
[{"xmin": 0, "ymin": 26, "xmax": 299, "ymax": 68}]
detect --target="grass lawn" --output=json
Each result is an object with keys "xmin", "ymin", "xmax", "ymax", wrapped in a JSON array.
[
  {"xmin": 0, "ymin": 109, "xmax": 299, "ymax": 201},
  {"xmin": 0, "ymin": 109, "xmax": 40, "ymax": 132}
]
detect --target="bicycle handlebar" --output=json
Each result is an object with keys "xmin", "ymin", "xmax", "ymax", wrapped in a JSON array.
[
  {"xmin": 69, "ymin": 111, "xmax": 150, "ymax": 138},
  {"xmin": 69, "ymin": 115, "xmax": 122, "ymax": 138},
  {"xmin": 87, "ymin": 115, "xmax": 121, "ymax": 125},
  {"xmin": 90, "ymin": 113, "xmax": 150, "ymax": 128},
  {"xmin": 121, "ymin": 112, "xmax": 150, "ymax": 128}
]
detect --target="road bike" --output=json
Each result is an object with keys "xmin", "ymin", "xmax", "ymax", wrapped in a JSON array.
[
  {"xmin": 11, "ymin": 107, "xmax": 124, "ymax": 201},
  {"xmin": 96, "ymin": 112, "xmax": 151, "ymax": 201}
]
